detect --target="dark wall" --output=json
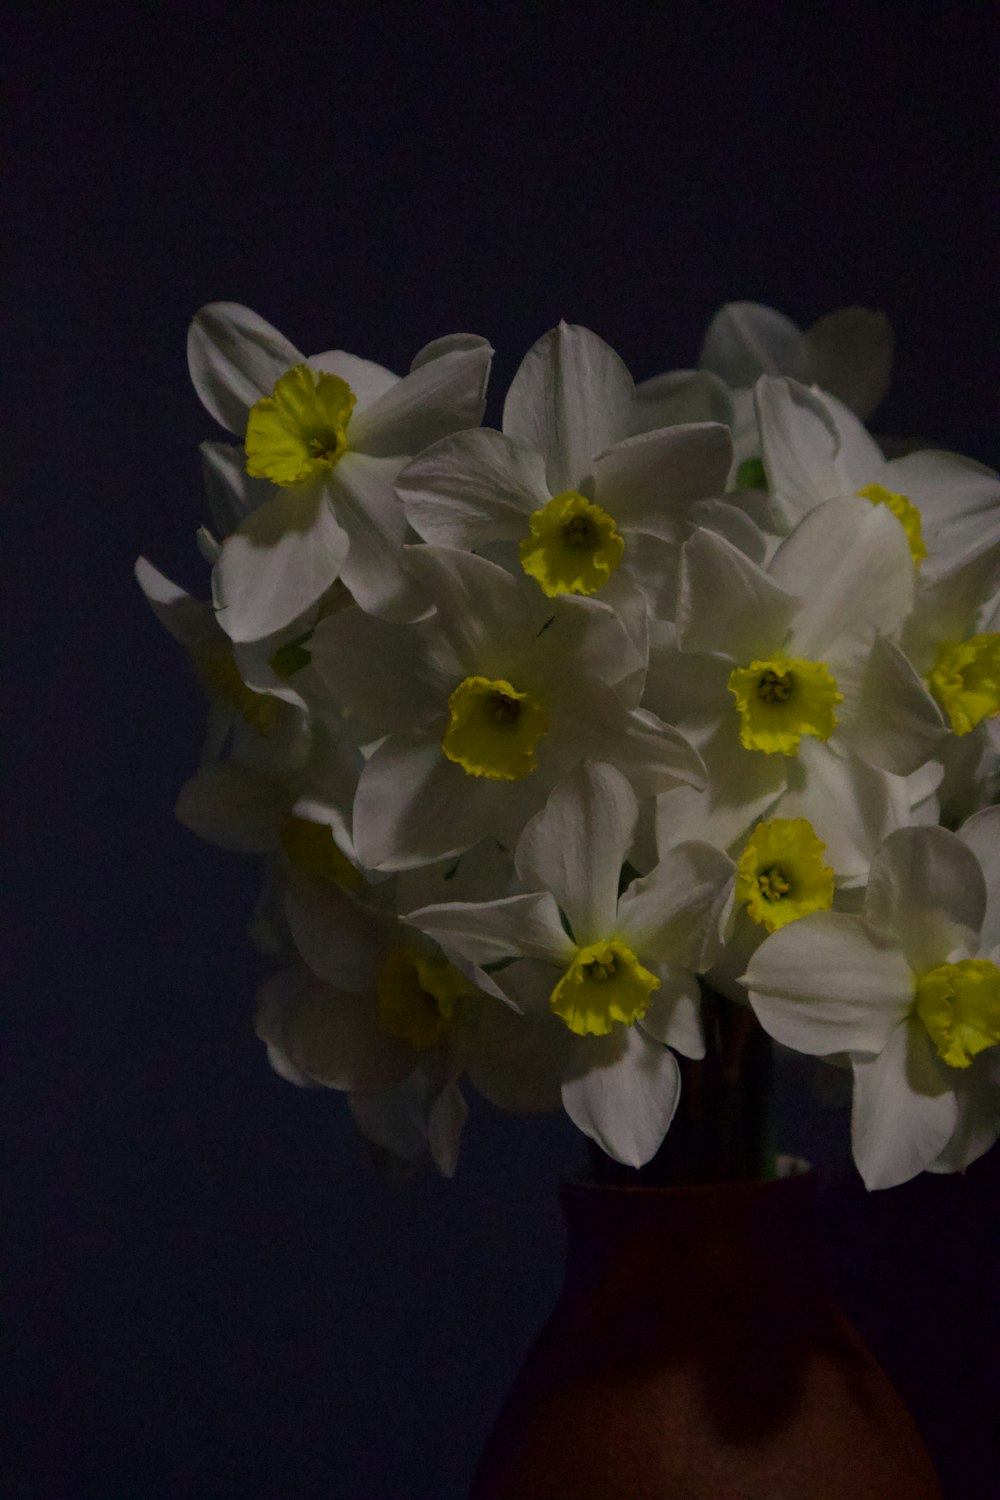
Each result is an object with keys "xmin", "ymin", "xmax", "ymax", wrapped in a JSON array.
[{"xmin": 6, "ymin": 5, "xmax": 998, "ymax": 1497}]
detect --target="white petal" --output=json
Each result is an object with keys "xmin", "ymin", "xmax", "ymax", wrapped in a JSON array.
[
  {"xmin": 561, "ymin": 1025, "xmax": 681, "ymax": 1167},
  {"xmin": 592, "ymin": 423, "xmax": 733, "ymax": 541},
  {"xmin": 745, "ymin": 912, "xmax": 914, "ymax": 1056},
  {"xmin": 581, "ymin": 697, "xmax": 707, "ymax": 797},
  {"xmin": 632, "ymin": 368, "xmax": 735, "ymax": 433},
  {"xmin": 864, "ymin": 825, "xmax": 986, "ymax": 973},
  {"xmin": 306, "ymin": 349, "xmax": 398, "ymax": 408},
  {"xmin": 678, "ymin": 526, "xmax": 797, "ymax": 659},
  {"xmin": 957, "ymin": 805, "xmax": 1000, "ymax": 952},
  {"xmin": 195, "ymin": 527, "xmax": 220, "ymax": 564},
  {"xmin": 818, "ymin": 390, "xmax": 888, "ymax": 491},
  {"xmin": 642, "ymin": 637, "xmax": 732, "ymax": 743},
  {"xmin": 802, "ymin": 308, "xmax": 893, "ymax": 419},
  {"xmin": 134, "ymin": 556, "xmax": 222, "ymax": 653},
  {"xmin": 835, "ymin": 634, "xmax": 947, "ymax": 775},
  {"xmin": 773, "ymin": 740, "xmax": 905, "ymax": 885},
  {"xmin": 597, "ymin": 572, "xmax": 650, "ymax": 698},
  {"xmin": 686, "ymin": 498, "xmax": 769, "ymax": 566},
  {"xmin": 348, "ymin": 336, "xmax": 492, "ymax": 456},
  {"xmin": 403, "ymin": 891, "xmax": 573, "ymax": 966},
  {"xmin": 926, "ymin": 506, "xmax": 1000, "ymax": 581},
  {"xmin": 925, "ymin": 1054, "xmax": 1000, "ymax": 1174},
  {"xmin": 403, "ymin": 545, "xmax": 550, "ymax": 677},
  {"xmin": 309, "ymin": 605, "xmax": 446, "ymax": 739},
  {"xmin": 282, "ymin": 870, "xmax": 387, "ymax": 993},
  {"xmin": 352, "ymin": 736, "xmax": 501, "ymax": 871},
  {"xmin": 503, "ymin": 322, "xmax": 634, "ymax": 493},
  {"xmin": 529, "ymin": 592, "xmax": 646, "ymax": 701},
  {"xmin": 637, "ymin": 966, "xmax": 705, "ymax": 1058},
  {"xmin": 348, "ymin": 1072, "xmax": 430, "ymax": 1162},
  {"xmin": 515, "ymin": 761, "xmax": 638, "ymax": 944},
  {"xmin": 850, "ymin": 1020, "xmax": 958, "ymax": 1189},
  {"xmin": 700, "ymin": 302, "xmax": 803, "ymax": 385},
  {"xmin": 214, "ymin": 485, "xmax": 350, "ymax": 642},
  {"xmin": 466, "ymin": 986, "xmax": 571, "ymax": 1113},
  {"xmin": 617, "ymin": 841, "xmax": 734, "ymax": 967},
  {"xmin": 771, "ymin": 496, "xmax": 914, "ymax": 659},
  {"xmin": 902, "ymin": 548, "xmax": 1000, "ymax": 672},
  {"xmin": 428, "ymin": 1079, "xmax": 468, "ymax": 1178},
  {"xmin": 187, "ymin": 302, "xmax": 302, "ymax": 434},
  {"xmin": 396, "ymin": 428, "xmax": 547, "ymax": 547},
  {"xmin": 175, "ymin": 761, "xmax": 287, "ymax": 853},
  {"xmin": 254, "ymin": 964, "xmax": 412, "ymax": 1094},
  {"xmin": 409, "ymin": 331, "xmax": 491, "ymax": 371},
  {"xmin": 200, "ymin": 440, "xmax": 271, "ymax": 537},
  {"xmin": 330, "ymin": 453, "xmax": 417, "ymax": 619},
  {"xmin": 754, "ymin": 376, "xmax": 841, "ymax": 529},
  {"xmin": 654, "ymin": 719, "xmax": 787, "ymax": 853},
  {"xmin": 886, "ymin": 449, "xmax": 1000, "ymax": 530}
]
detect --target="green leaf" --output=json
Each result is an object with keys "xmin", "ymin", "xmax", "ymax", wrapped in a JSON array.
[
  {"xmin": 269, "ymin": 631, "xmax": 313, "ymax": 679},
  {"xmin": 735, "ymin": 455, "xmax": 767, "ymax": 491}
]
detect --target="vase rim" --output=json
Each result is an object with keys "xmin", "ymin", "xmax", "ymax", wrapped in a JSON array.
[{"xmin": 560, "ymin": 1155, "xmax": 814, "ymax": 1205}]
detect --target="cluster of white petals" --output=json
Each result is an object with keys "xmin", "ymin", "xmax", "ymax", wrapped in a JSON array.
[{"xmin": 137, "ymin": 299, "xmax": 1000, "ymax": 1187}]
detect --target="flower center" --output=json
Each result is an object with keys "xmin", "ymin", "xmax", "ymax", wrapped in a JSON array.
[
  {"xmin": 914, "ymin": 958, "xmax": 1000, "ymax": 1069},
  {"xmin": 735, "ymin": 818, "xmax": 835, "ymax": 932},
  {"xmin": 727, "ymin": 656, "xmax": 843, "ymax": 755},
  {"xmin": 442, "ymin": 676, "xmax": 549, "ymax": 780},
  {"xmin": 519, "ymin": 490, "xmax": 624, "ymax": 597},
  {"xmin": 195, "ymin": 647, "xmax": 279, "ymax": 734},
  {"xmin": 757, "ymin": 668, "xmax": 793, "ymax": 703},
  {"xmin": 376, "ymin": 949, "xmax": 470, "ymax": 1051},
  {"xmin": 245, "ymin": 364, "xmax": 356, "ymax": 487},
  {"xmin": 757, "ymin": 866, "xmax": 791, "ymax": 901},
  {"xmin": 549, "ymin": 938, "xmax": 660, "ymax": 1037},
  {"xmin": 855, "ymin": 482, "xmax": 926, "ymax": 568},
  {"xmin": 927, "ymin": 633, "xmax": 1000, "ymax": 736},
  {"xmin": 279, "ymin": 816, "xmax": 362, "ymax": 890}
]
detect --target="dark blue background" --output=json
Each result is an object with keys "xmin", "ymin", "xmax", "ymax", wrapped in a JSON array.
[{"xmin": 6, "ymin": 5, "xmax": 998, "ymax": 1496}]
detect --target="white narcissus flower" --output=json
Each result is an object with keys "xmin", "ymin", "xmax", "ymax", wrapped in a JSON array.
[
  {"xmin": 644, "ymin": 497, "xmax": 947, "ymax": 873},
  {"xmin": 900, "ymin": 551, "xmax": 1000, "ymax": 824},
  {"xmin": 696, "ymin": 301, "xmax": 893, "ymax": 465},
  {"xmin": 397, "ymin": 321, "xmax": 764, "ymax": 662},
  {"xmin": 255, "ymin": 850, "xmax": 518, "ymax": 1178},
  {"xmin": 187, "ymin": 303, "xmax": 493, "ymax": 637},
  {"xmin": 901, "ymin": 549, "xmax": 1000, "ymax": 725},
  {"xmin": 404, "ymin": 762, "xmax": 732, "ymax": 1166},
  {"xmin": 309, "ymin": 546, "xmax": 705, "ymax": 870},
  {"xmin": 134, "ymin": 557, "xmax": 366, "ymax": 864},
  {"xmin": 744, "ymin": 815, "xmax": 1000, "ymax": 1189},
  {"xmin": 756, "ymin": 376, "xmax": 1000, "ymax": 577}
]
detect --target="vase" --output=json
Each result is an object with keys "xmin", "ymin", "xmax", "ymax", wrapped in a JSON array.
[{"xmin": 468, "ymin": 1168, "xmax": 942, "ymax": 1499}]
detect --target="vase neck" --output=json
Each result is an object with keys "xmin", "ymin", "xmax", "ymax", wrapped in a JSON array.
[{"xmin": 559, "ymin": 1171, "xmax": 825, "ymax": 1331}]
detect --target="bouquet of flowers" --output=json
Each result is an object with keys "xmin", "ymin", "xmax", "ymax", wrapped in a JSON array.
[{"xmin": 137, "ymin": 300, "xmax": 1000, "ymax": 1190}]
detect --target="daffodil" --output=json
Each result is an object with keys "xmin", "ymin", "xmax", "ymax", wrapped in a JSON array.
[
  {"xmin": 256, "ymin": 844, "xmax": 519, "ymax": 1177},
  {"xmin": 187, "ymin": 303, "xmax": 493, "ymax": 637},
  {"xmin": 308, "ymin": 546, "xmax": 705, "ymax": 870},
  {"xmin": 694, "ymin": 301, "xmax": 893, "ymax": 466},
  {"xmin": 745, "ymin": 814, "xmax": 1000, "ymax": 1188},
  {"xmin": 403, "ymin": 762, "xmax": 732, "ymax": 1165},
  {"xmin": 396, "ymin": 322, "xmax": 758, "ymax": 668},
  {"xmin": 755, "ymin": 376, "xmax": 1000, "ymax": 577},
  {"xmin": 134, "ymin": 554, "xmax": 373, "ymax": 877},
  {"xmin": 644, "ymin": 496, "xmax": 946, "ymax": 876},
  {"xmin": 897, "ymin": 547, "xmax": 1000, "ymax": 824}
]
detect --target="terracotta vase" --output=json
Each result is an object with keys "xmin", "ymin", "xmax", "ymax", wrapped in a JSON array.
[{"xmin": 469, "ymin": 1169, "xmax": 942, "ymax": 1500}]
